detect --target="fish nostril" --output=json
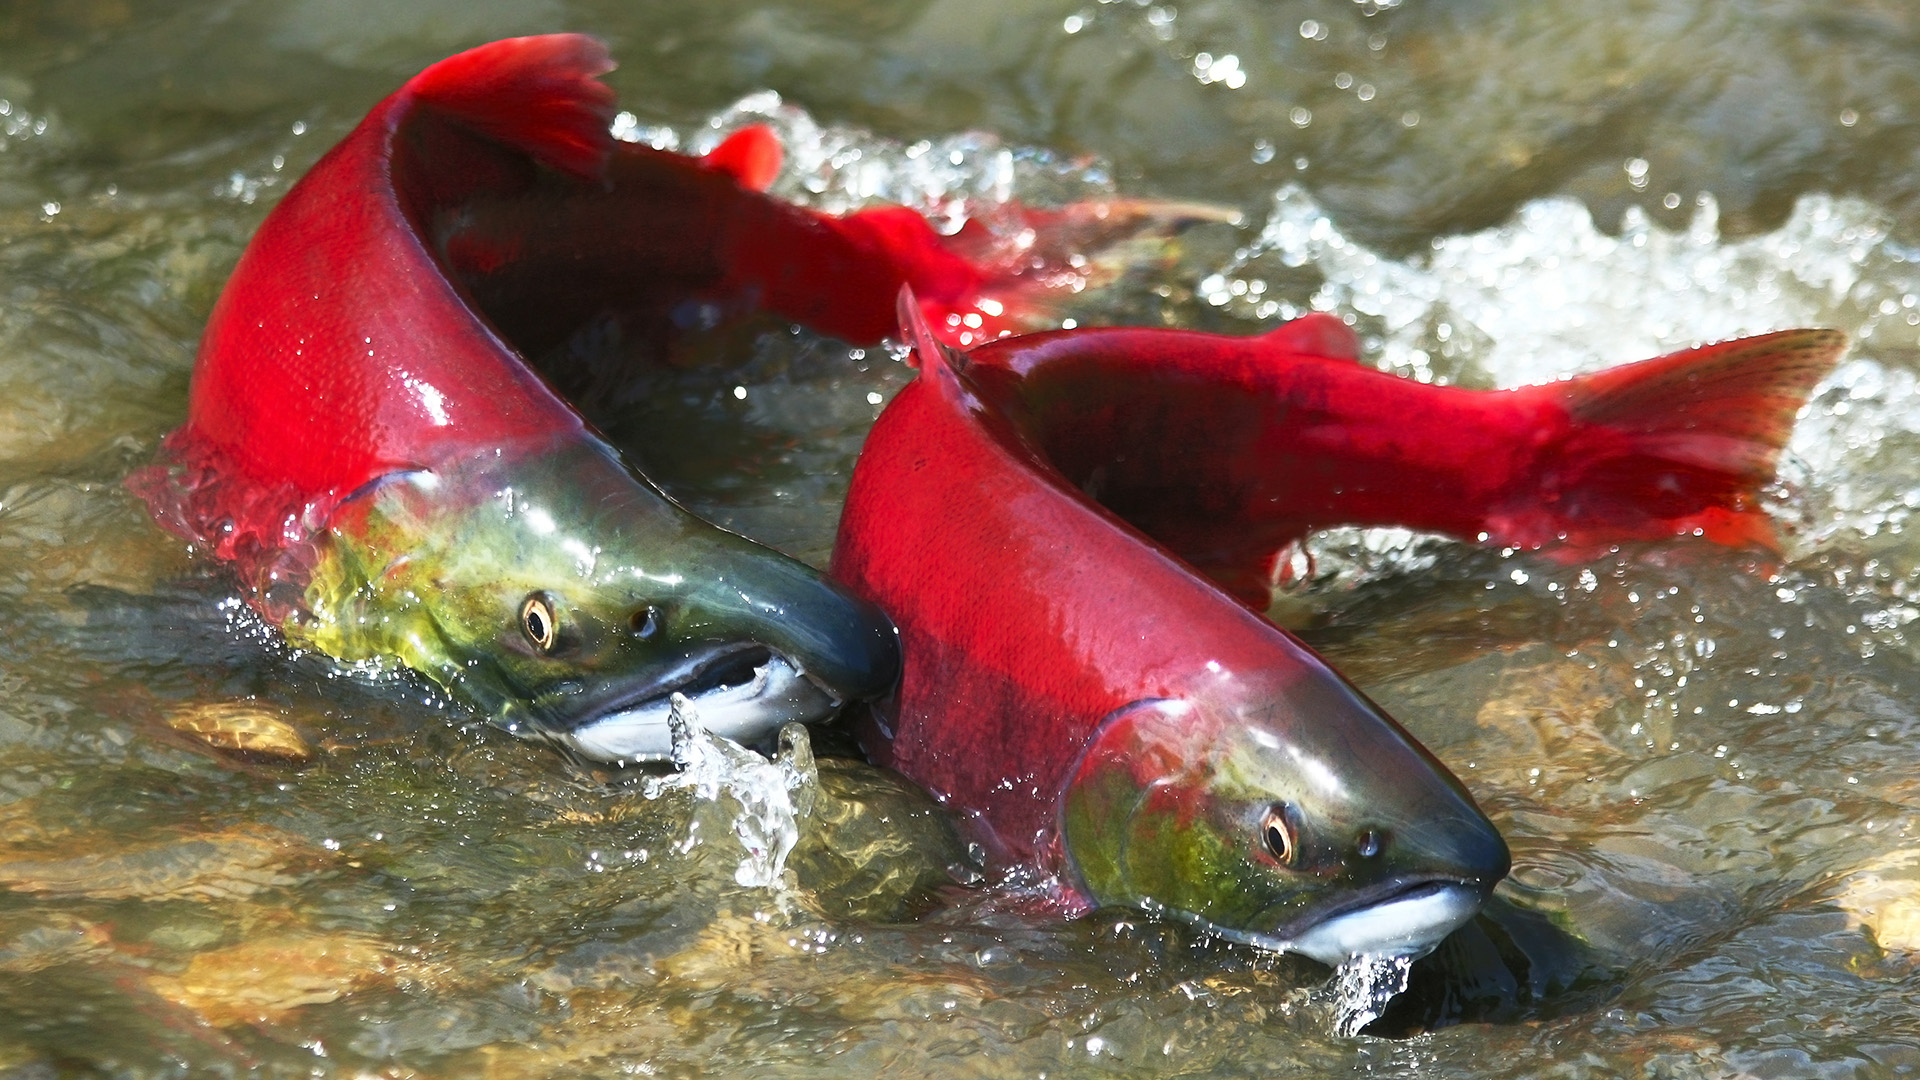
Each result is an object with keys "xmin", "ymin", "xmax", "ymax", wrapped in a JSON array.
[
  {"xmin": 1356, "ymin": 828, "xmax": 1385, "ymax": 858},
  {"xmin": 630, "ymin": 605, "xmax": 662, "ymax": 640}
]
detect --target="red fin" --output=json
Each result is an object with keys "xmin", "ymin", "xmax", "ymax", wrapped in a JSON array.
[
  {"xmin": 404, "ymin": 34, "xmax": 616, "ymax": 180},
  {"xmin": 1260, "ymin": 312, "xmax": 1360, "ymax": 361},
  {"xmin": 895, "ymin": 285, "xmax": 970, "ymax": 374},
  {"xmin": 1521, "ymin": 328, "xmax": 1846, "ymax": 550},
  {"xmin": 703, "ymin": 125, "xmax": 783, "ymax": 191},
  {"xmin": 1564, "ymin": 328, "xmax": 1843, "ymax": 481}
]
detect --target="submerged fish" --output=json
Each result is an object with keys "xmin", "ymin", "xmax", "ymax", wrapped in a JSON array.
[
  {"xmin": 831, "ymin": 294, "xmax": 1842, "ymax": 963},
  {"xmin": 132, "ymin": 35, "xmax": 1107, "ymax": 761}
]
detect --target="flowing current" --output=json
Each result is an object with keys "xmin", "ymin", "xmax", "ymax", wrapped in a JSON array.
[{"xmin": 5, "ymin": 3, "xmax": 1920, "ymax": 1074}]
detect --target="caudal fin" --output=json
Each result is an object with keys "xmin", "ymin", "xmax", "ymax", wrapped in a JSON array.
[
  {"xmin": 404, "ymin": 34, "xmax": 617, "ymax": 180},
  {"xmin": 1510, "ymin": 328, "xmax": 1846, "ymax": 551}
]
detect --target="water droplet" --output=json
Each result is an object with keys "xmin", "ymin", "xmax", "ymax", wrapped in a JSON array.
[{"xmin": 1329, "ymin": 954, "xmax": 1413, "ymax": 1036}]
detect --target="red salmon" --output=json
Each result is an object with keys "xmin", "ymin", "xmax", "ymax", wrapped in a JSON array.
[
  {"xmin": 130, "ymin": 35, "xmax": 1120, "ymax": 762},
  {"xmin": 830, "ymin": 295, "xmax": 1840, "ymax": 961}
]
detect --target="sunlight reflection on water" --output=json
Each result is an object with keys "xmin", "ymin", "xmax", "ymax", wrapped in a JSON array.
[{"xmin": 3, "ymin": 3, "xmax": 1920, "ymax": 1074}]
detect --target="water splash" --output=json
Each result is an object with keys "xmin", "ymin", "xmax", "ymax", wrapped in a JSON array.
[
  {"xmin": 679, "ymin": 92, "xmax": 1118, "ymax": 234},
  {"xmin": 1211, "ymin": 186, "xmax": 1890, "ymax": 387},
  {"xmin": 1326, "ymin": 953, "xmax": 1414, "ymax": 1037},
  {"xmin": 644, "ymin": 694, "xmax": 820, "ymax": 889},
  {"xmin": 1211, "ymin": 185, "xmax": 1920, "ymax": 592}
]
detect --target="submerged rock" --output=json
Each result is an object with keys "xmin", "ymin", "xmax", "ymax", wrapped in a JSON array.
[
  {"xmin": 146, "ymin": 930, "xmax": 441, "ymax": 1026},
  {"xmin": 163, "ymin": 700, "xmax": 313, "ymax": 762},
  {"xmin": 0, "ymin": 827, "xmax": 316, "ymax": 902}
]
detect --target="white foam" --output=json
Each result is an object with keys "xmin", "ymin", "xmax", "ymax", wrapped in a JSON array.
[
  {"xmin": 1328, "ymin": 953, "xmax": 1415, "ymax": 1038},
  {"xmin": 1207, "ymin": 186, "xmax": 1920, "ymax": 579}
]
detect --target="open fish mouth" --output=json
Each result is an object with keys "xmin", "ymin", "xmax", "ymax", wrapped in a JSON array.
[
  {"xmin": 545, "ymin": 644, "xmax": 840, "ymax": 763},
  {"xmin": 1205, "ymin": 878, "xmax": 1489, "ymax": 967}
]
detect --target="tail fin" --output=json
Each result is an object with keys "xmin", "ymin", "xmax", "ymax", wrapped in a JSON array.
[
  {"xmin": 1516, "ymin": 328, "xmax": 1845, "ymax": 551},
  {"xmin": 404, "ymin": 34, "xmax": 616, "ymax": 180}
]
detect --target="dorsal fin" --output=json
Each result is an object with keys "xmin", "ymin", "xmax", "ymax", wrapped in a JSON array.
[
  {"xmin": 703, "ymin": 125, "xmax": 784, "ymax": 192},
  {"xmin": 1259, "ymin": 311, "xmax": 1361, "ymax": 362},
  {"xmin": 405, "ymin": 34, "xmax": 616, "ymax": 180},
  {"xmin": 895, "ymin": 285, "xmax": 970, "ymax": 374}
]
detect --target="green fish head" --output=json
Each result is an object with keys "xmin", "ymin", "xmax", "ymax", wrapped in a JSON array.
[
  {"xmin": 298, "ymin": 440, "xmax": 899, "ymax": 761},
  {"xmin": 1059, "ymin": 671, "xmax": 1508, "ymax": 965}
]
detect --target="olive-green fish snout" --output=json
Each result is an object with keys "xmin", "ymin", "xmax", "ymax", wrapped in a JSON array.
[
  {"xmin": 533, "ymin": 539, "xmax": 900, "ymax": 766},
  {"xmin": 1332, "ymin": 750, "xmax": 1510, "ymax": 891},
  {"xmin": 1276, "ymin": 805, "xmax": 1510, "ymax": 966},
  {"xmin": 1397, "ymin": 805, "xmax": 1511, "ymax": 890},
  {"xmin": 763, "ymin": 580, "xmax": 901, "ymax": 705},
  {"xmin": 677, "ymin": 538, "xmax": 901, "ymax": 705}
]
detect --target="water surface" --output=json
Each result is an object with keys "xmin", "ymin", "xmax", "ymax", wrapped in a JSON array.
[{"xmin": 3, "ymin": 2, "xmax": 1920, "ymax": 1077}]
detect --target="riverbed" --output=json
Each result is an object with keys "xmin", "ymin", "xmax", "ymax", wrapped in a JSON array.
[{"xmin": 2, "ymin": 2, "xmax": 1919, "ymax": 1076}]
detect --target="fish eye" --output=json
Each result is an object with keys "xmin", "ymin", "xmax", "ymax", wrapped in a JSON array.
[
  {"xmin": 520, "ymin": 592, "xmax": 559, "ymax": 653},
  {"xmin": 1261, "ymin": 804, "xmax": 1296, "ymax": 865},
  {"xmin": 629, "ymin": 605, "xmax": 661, "ymax": 640}
]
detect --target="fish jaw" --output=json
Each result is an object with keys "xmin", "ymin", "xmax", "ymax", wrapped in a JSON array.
[
  {"xmin": 535, "ymin": 646, "xmax": 841, "ymax": 762},
  {"xmin": 288, "ymin": 440, "xmax": 898, "ymax": 759},
  {"xmin": 1139, "ymin": 877, "xmax": 1492, "ymax": 966},
  {"xmin": 1261, "ymin": 879, "xmax": 1490, "ymax": 965}
]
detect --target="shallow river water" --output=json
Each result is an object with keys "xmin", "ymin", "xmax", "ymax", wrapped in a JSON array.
[{"xmin": 5, "ymin": 1, "xmax": 1920, "ymax": 1077}]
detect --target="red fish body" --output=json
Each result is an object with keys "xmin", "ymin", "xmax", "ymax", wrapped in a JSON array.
[
  {"xmin": 831, "ymin": 302, "xmax": 1839, "ymax": 960},
  {"xmin": 134, "ymin": 35, "xmax": 1104, "ymax": 763},
  {"xmin": 146, "ymin": 36, "xmax": 1051, "ymax": 590},
  {"xmin": 947, "ymin": 319, "xmax": 1840, "ymax": 605},
  {"xmin": 129, "ymin": 33, "xmax": 1845, "ymax": 964}
]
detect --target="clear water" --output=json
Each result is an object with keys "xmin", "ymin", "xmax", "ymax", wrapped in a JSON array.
[{"xmin": 5, "ymin": 1, "xmax": 1920, "ymax": 1076}]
